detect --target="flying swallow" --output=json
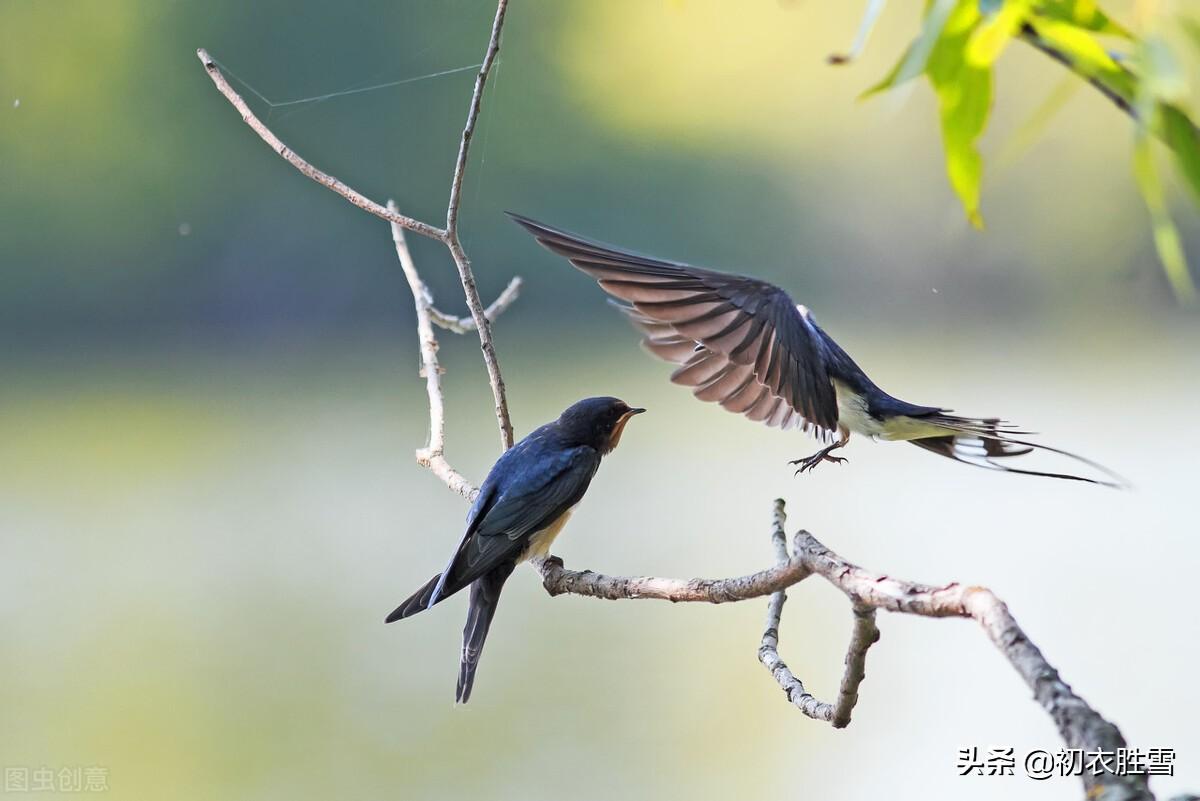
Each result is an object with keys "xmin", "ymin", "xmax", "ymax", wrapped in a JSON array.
[
  {"xmin": 509, "ymin": 213, "xmax": 1124, "ymax": 487},
  {"xmin": 386, "ymin": 396, "xmax": 645, "ymax": 702}
]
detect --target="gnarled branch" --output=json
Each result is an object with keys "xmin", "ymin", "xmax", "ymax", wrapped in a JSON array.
[{"xmin": 536, "ymin": 499, "xmax": 1158, "ymax": 801}]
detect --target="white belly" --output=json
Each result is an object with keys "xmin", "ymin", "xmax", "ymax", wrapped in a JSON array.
[
  {"xmin": 834, "ymin": 381, "xmax": 885, "ymax": 437},
  {"xmin": 521, "ymin": 507, "xmax": 575, "ymax": 562},
  {"xmin": 833, "ymin": 380, "xmax": 952, "ymax": 442}
]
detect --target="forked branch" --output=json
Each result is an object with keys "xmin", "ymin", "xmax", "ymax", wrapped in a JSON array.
[
  {"xmin": 536, "ymin": 499, "xmax": 1156, "ymax": 801},
  {"xmin": 197, "ymin": 0, "xmax": 516, "ymax": 456}
]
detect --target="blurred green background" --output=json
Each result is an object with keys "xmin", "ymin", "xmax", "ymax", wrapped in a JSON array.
[{"xmin": 2, "ymin": 1, "xmax": 1197, "ymax": 799}]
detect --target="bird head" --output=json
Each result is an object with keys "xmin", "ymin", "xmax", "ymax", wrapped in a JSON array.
[{"xmin": 556, "ymin": 396, "xmax": 646, "ymax": 455}]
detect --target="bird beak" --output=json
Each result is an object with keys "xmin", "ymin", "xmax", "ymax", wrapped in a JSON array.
[{"xmin": 605, "ymin": 407, "xmax": 645, "ymax": 454}]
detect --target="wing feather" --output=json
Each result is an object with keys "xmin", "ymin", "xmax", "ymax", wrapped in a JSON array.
[{"xmin": 510, "ymin": 213, "xmax": 839, "ymax": 436}]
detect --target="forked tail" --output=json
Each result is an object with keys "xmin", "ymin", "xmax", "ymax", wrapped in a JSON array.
[
  {"xmin": 456, "ymin": 563, "xmax": 516, "ymax": 704},
  {"xmin": 911, "ymin": 414, "xmax": 1128, "ymax": 488}
]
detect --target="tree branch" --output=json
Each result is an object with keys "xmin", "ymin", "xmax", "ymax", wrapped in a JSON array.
[
  {"xmin": 429, "ymin": 276, "xmax": 522, "ymax": 334},
  {"xmin": 537, "ymin": 499, "xmax": 1160, "ymax": 801},
  {"xmin": 441, "ymin": 0, "xmax": 515, "ymax": 451},
  {"xmin": 196, "ymin": 49, "xmax": 445, "ymax": 242},
  {"xmin": 446, "ymin": 0, "xmax": 508, "ymax": 237},
  {"xmin": 198, "ymin": 0, "xmax": 517, "ymax": 474},
  {"xmin": 388, "ymin": 202, "xmax": 478, "ymax": 501},
  {"xmin": 756, "ymin": 505, "xmax": 832, "ymax": 720}
]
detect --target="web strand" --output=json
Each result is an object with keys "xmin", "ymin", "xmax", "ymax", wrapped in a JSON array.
[{"xmin": 208, "ymin": 57, "xmax": 482, "ymax": 112}]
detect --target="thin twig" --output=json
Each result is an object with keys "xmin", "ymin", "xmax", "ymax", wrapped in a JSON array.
[
  {"xmin": 536, "ymin": 499, "xmax": 1158, "ymax": 801},
  {"xmin": 199, "ymin": 0, "xmax": 518, "ymax": 464},
  {"xmin": 442, "ymin": 0, "xmax": 515, "ymax": 450},
  {"xmin": 429, "ymin": 276, "xmax": 523, "ymax": 334},
  {"xmin": 446, "ymin": 0, "xmax": 507, "ymax": 236},
  {"xmin": 389, "ymin": 201, "xmax": 478, "ymax": 501},
  {"xmin": 196, "ymin": 49, "xmax": 445, "ymax": 242},
  {"xmin": 757, "ymin": 502, "xmax": 830, "ymax": 720}
]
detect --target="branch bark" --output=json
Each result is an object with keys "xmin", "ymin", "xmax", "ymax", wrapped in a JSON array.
[
  {"xmin": 429, "ymin": 277, "xmax": 522, "ymax": 334},
  {"xmin": 389, "ymin": 202, "xmax": 480, "ymax": 501},
  {"xmin": 537, "ymin": 499, "xmax": 1160, "ymax": 801},
  {"xmin": 441, "ymin": 0, "xmax": 514, "ymax": 451}
]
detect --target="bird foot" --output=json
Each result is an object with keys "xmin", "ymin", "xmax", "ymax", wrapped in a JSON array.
[{"xmin": 789, "ymin": 449, "xmax": 848, "ymax": 476}]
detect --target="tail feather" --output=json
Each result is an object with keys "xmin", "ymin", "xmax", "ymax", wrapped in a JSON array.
[
  {"xmin": 912, "ymin": 415, "xmax": 1128, "ymax": 488},
  {"xmin": 385, "ymin": 573, "xmax": 447, "ymax": 623},
  {"xmin": 456, "ymin": 563, "xmax": 516, "ymax": 704}
]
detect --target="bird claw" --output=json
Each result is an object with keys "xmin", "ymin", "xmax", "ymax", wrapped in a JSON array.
[{"xmin": 790, "ymin": 450, "xmax": 848, "ymax": 476}]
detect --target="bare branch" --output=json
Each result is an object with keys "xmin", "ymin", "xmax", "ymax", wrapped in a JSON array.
[
  {"xmin": 441, "ymin": 0, "xmax": 515, "ymax": 450},
  {"xmin": 757, "ymin": 503, "xmax": 831, "ymax": 720},
  {"xmin": 536, "ymin": 551, "xmax": 809, "ymax": 604},
  {"xmin": 199, "ymin": 0, "xmax": 517, "ymax": 455},
  {"xmin": 196, "ymin": 49, "xmax": 445, "ymax": 242},
  {"xmin": 757, "ymin": 501, "xmax": 877, "ymax": 727},
  {"xmin": 388, "ymin": 201, "xmax": 478, "ymax": 501},
  {"xmin": 830, "ymin": 603, "xmax": 878, "ymax": 728},
  {"xmin": 535, "ymin": 499, "xmax": 1158, "ymax": 801},
  {"xmin": 429, "ymin": 276, "xmax": 523, "ymax": 334},
  {"xmin": 446, "ymin": 0, "xmax": 508, "ymax": 236}
]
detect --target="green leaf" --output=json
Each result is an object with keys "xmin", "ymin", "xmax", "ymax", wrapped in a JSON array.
[
  {"xmin": 927, "ymin": 3, "xmax": 991, "ymax": 227},
  {"xmin": 1027, "ymin": 16, "xmax": 1121, "ymax": 73},
  {"xmin": 967, "ymin": 0, "xmax": 1030, "ymax": 68},
  {"xmin": 1133, "ymin": 135, "xmax": 1197, "ymax": 304},
  {"xmin": 1160, "ymin": 104, "xmax": 1200, "ymax": 205},
  {"xmin": 1026, "ymin": 13, "xmax": 1136, "ymax": 103},
  {"xmin": 860, "ymin": 46, "xmax": 910, "ymax": 98},
  {"xmin": 1033, "ymin": 0, "xmax": 1132, "ymax": 38},
  {"xmin": 861, "ymin": 0, "xmax": 957, "ymax": 97}
]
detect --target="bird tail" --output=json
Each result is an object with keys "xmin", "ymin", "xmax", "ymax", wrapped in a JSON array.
[
  {"xmin": 457, "ymin": 563, "xmax": 516, "ymax": 704},
  {"xmin": 384, "ymin": 573, "xmax": 449, "ymax": 623},
  {"xmin": 910, "ymin": 414, "xmax": 1128, "ymax": 488}
]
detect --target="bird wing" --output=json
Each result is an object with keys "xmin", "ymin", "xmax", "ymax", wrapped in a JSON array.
[
  {"xmin": 435, "ymin": 439, "xmax": 600, "ymax": 599},
  {"xmin": 509, "ymin": 213, "xmax": 840, "ymax": 437}
]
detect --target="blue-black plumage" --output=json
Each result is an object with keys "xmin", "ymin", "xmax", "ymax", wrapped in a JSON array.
[
  {"xmin": 508, "ymin": 212, "xmax": 1125, "ymax": 488},
  {"xmin": 385, "ymin": 396, "xmax": 645, "ymax": 703}
]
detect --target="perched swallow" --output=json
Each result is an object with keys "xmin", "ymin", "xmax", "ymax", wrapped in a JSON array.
[
  {"xmin": 386, "ymin": 396, "xmax": 645, "ymax": 702},
  {"xmin": 509, "ymin": 213, "xmax": 1123, "ymax": 487}
]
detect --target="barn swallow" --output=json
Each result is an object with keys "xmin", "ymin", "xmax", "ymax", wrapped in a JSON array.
[
  {"xmin": 386, "ymin": 396, "xmax": 645, "ymax": 702},
  {"xmin": 509, "ymin": 213, "xmax": 1124, "ymax": 487}
]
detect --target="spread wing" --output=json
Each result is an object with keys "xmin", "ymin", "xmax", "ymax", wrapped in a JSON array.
[
  {"xmin": 509, "ymin": 213, "xmax": 839, "ymax": 438},
  {"xmin": 432, "ymin": 439, "xmax": 600, "ymax": 601}
]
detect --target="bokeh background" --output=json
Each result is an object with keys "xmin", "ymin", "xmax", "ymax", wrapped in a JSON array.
[{"xmin": 2, "ymin": 1, "xmax": 1197, "ymax": 799}]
